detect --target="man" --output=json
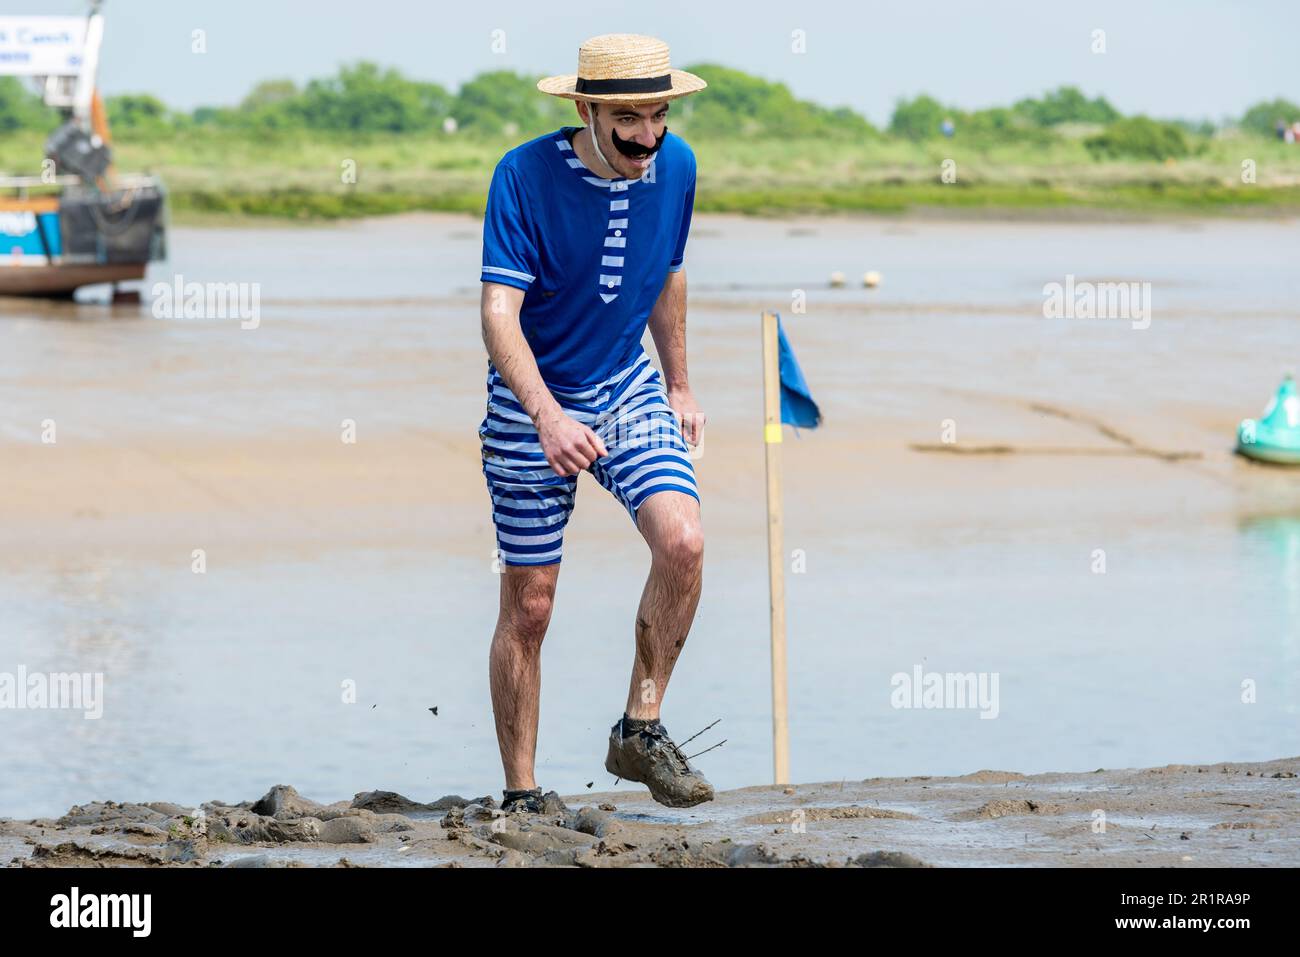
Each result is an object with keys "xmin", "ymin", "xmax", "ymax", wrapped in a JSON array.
[{"xmin": 477, "ymin": 34, "xmax": 712, "ymax": 812}]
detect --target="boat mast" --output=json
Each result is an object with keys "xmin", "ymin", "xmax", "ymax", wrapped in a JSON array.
[{"xmin": 73, "ymin": 1, "xmax": 106, "ymax": 133}]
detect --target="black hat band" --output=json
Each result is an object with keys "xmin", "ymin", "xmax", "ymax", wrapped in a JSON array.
[{"xmin": 575, "ymin": 74, "xmax": 673, "ymax": 95}]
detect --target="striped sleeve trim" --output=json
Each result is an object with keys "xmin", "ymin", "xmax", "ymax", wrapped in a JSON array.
[{"xmin": 482, "ymin": 265, "xmax": 536, "ymax": 283}]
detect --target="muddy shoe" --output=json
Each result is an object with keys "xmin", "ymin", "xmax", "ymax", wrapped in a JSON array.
[
  {"xmin": 605, "ymin": 717, "xmax": 715, "ymax": 808},
  {"xmin": 500, "ymin": 787, "xmax": 544, "ymax": 813}
]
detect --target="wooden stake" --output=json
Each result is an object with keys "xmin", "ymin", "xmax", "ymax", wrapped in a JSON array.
[{"xmin": 761, "ymin": 312, "xmax": 789, "ymax": 785}]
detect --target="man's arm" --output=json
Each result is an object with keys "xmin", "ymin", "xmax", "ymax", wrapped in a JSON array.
[
  {"xmin": 480, "ymin": 281, "xmax": 607, "ymax": 476},
  {"xmin": 647, "ymin": 268, "xmax": 704, "ymax": 445}
]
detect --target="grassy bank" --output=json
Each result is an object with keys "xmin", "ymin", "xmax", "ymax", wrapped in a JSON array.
[{"xmin": 4, "ymin": 128, "xmax": 1299, "ymax": 220}]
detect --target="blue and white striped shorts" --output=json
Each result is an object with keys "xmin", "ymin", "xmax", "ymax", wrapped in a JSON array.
[{"xmin": 478, "ymin": 351, "xmax": 701, "ymax": 566}]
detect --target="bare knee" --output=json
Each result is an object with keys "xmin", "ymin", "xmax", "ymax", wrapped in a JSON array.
[
  {"xmin": 500, "ymin": 570, "xmax": 557, "ymax": 646},
  {"xmin": 653, "ymin": 519, "xmax": 704, "ymax": 574}
]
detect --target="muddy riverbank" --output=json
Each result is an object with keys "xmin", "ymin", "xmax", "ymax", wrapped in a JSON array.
[{"xmin": 5, "ymin": 754, "xmax": 1296, "ymax": 868}]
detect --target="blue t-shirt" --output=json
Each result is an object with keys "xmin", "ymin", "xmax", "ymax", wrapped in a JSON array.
[{"xmin": 480, "ymin": 126, "xmax": 696, "ymax": 390}]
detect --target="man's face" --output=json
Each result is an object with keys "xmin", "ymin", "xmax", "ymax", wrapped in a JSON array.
[{"xmin": 582, "ymin": 100, "xmax": 670, "ymax": 178}]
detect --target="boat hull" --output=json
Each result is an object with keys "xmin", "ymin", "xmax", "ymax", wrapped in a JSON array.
[
  {"xmin": 1, "ymin": 177, "xmax": 166, "ymax": 298},
  {"xmin": 0, "ymin": 262, "xmax": 145, "ymax": 298}
]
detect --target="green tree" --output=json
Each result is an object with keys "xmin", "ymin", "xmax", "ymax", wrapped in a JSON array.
[
  {"xmin": 1013, "ymin": 86, "xmax": 1119, "ymax": 126},
  {"xmin": 298, "ymin": 62, "xmax": 450, "ymax": 133},
  {"xmin": 680, "ymin": 63, "xmax": 875, "ymax": 138},
  {"xmin": 960, "ymin": 106, "xmax": 1052, "ymax": 145},
  {"xmin": 241, "ymin": 79, "xmax": 299, "ymax": 111},
  {"xmin": 1084, "ymin": 116, "xmax": 1190, "ymax": 160},
  {"xmin": 105, "ymin": 94, "xmax": 174, "ymax": 133},
  {"xmin": 1239, "ymin": 98, "xmax": 1300, "ymax": 137},
  {"xmin": 221, "ymin": 79, "xmax": 304, "ymax": 130},
  {"xmin": 191, "ymin": 105, "xmax": 241, "ymax": 126},
  {"xmin": 889, "ymin": 95, "xmax": 946, "ymax": 141},
  {"xmin": 452, "ymin": 71, "xmax": 570, "ymax": 135},
  {"xmin": 0, "ymin": 76, "xmax": 57, "ymax": 132}
]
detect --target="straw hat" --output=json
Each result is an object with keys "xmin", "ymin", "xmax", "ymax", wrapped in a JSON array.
[{"xmin": 537, "ymin": 34, "xmax": 706, "ymax": 103}]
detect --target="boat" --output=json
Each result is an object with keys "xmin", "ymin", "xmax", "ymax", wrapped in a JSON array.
[
  {"xmin": 1236, "ymin": 375, "xmax": 1300, "ymax": 465},
  {"xmin": 0, "ymin": 2, "xmax": 166, "ymax": 298}
]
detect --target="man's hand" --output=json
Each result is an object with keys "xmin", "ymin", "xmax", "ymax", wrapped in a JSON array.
[
  {"xmin": 668, "ymin": 386, "xmax": 706, "ymax": 447},
  {"xmin": 537, "ymin": 406, "xmax": 609, "ymax": 476}
]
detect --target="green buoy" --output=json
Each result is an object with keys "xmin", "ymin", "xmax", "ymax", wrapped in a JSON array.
[{"xmin": 1237, "ymin": 375, "xmax": 1300, "ymax": 465}]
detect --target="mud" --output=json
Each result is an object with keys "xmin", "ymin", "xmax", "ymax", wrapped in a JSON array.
[{"xmin": 4, "ymin": 757, "xmax": 1296, "ymax": 868}]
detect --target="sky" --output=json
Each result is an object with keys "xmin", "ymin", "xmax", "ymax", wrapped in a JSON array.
[{"xmin": 2, "ymin": 0, "xmax": 1296, "ymax": 124}]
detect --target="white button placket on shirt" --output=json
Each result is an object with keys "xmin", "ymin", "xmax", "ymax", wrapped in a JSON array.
[
  {"xmin": 555, "ymin": 131, "xmax": 657, "ymax": 308},
  {"xmin": 600, "ymin": 186, "xmax": 628, "ymax": 304}
]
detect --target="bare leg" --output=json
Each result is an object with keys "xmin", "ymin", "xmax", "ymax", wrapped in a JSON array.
[
  {"xmin": 489, "ymin": 563, "xmax": 560, "ymax": 790},
  {"xmin": 624, "ymin": 491, "xmax": 704, "ymax": 720}
]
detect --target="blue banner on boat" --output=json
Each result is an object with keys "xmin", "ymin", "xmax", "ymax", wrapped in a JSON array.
[
  {"xmin": 0, "ymin": 210, "xmax": 62, "ymax": 257},
  {"xmin": 774, "ymin": 314, "xmax": 822, "ymax": 429}
]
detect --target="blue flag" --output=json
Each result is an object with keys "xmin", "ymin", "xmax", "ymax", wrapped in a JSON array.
[{"xmin": 775, "ymin": 314, "xmax": 822, "ymax": 429}]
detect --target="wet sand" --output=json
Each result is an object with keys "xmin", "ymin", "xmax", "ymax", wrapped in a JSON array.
[{"xmin": 4, "ymin": 755, "xmax": 1296, "ymax": 867}]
